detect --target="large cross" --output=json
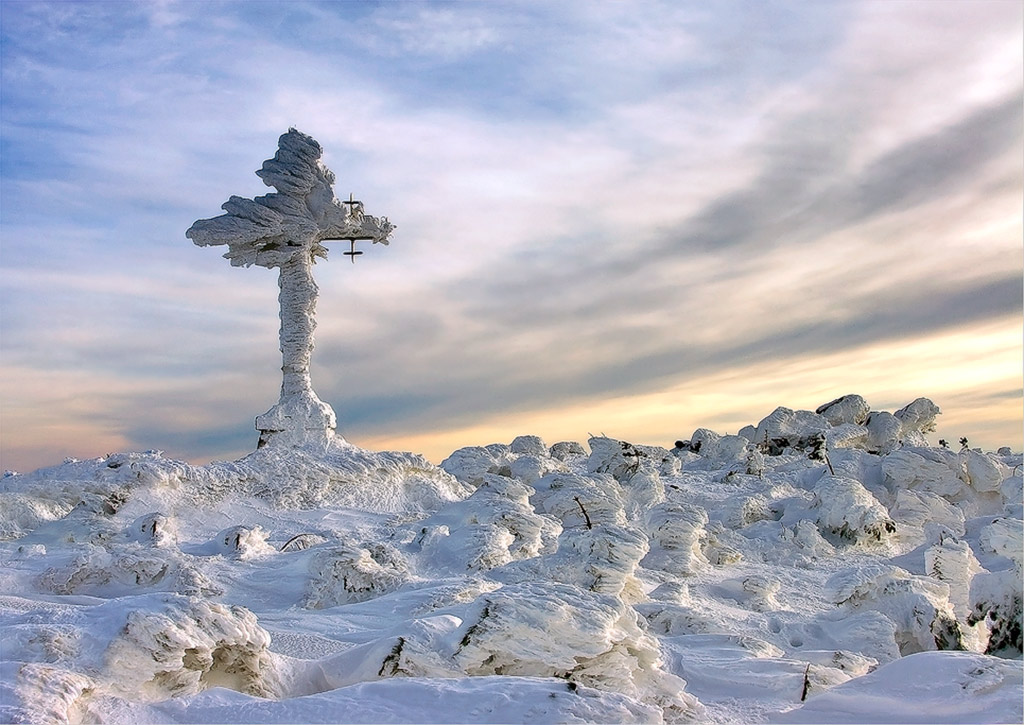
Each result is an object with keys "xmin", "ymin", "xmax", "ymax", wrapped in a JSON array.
[{"xmin": 186, "ymin": 128, "xmax": 394, "ymax": 450}]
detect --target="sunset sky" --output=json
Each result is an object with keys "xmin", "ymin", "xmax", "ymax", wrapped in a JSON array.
[{"xmin": 1, "ymin": 0, "xmax": 1021, "ymax": 472}]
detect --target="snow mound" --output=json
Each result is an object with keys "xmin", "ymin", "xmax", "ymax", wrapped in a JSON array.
[
  {"xmin": 1, "ymin": 443, "xmax": 470, "ymax": 544},
  {"xmin": 771, "ymin": 651, "xmax": 1023, "ymax": 724}
]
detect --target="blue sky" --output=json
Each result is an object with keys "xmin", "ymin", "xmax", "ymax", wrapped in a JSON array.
[{"xmin": 1, "ymin": 0, "xmax": 1021, "ymax": 471}]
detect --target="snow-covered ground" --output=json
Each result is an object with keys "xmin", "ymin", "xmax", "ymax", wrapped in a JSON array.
[{"xmin": 1, "ymin": 395, "xmax": 1021, "ymax": 724}]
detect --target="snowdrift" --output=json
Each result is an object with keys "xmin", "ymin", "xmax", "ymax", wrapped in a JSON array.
[{"xmin": 1, "ymin": 395, "xmax": 1021, "ymax": 724}]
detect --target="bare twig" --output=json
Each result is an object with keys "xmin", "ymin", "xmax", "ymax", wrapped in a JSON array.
[{"xmin": 573, "ymin": 496, "xmax": 593, "ymax": 530}]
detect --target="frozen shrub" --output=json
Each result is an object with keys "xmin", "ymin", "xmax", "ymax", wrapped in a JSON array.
[
  {"xmin": 811, "ymin": 475, "xmax": 895, "ymax": 545},
  {"xmin": 689, "ymin": 430, "xmax": 748, "ymax": 466},
  {"xmin": 305, "ymin": 544, "xmax": 409, "ymax": 608},
  {"xmin": 587, "ymin": 437, "xmax": 667, "ymax": 483},
  {"xmin": 501, "ymin": 521, "xmax": 649, "ymax": 601},
  {"xmin": 752, "ymin": 407, "xmax": 829, "ymax": 451},
  {"xmin": 969, "ymin": 570, "xmax": 1023, "ymax": 655},
  {"xmin": 783, "ymin": 519, "xmax": 836, "ymax": 559},
  {"xmin": 39, "ymin": 547, "xmax": 182, "ymax": 596},
  {"xmin": 722, "ymin": 494, "xmax": 773, "ymax": 529},
  {"xmin": 643, "ymin": 503, "xmax": 710, "ymax": 575},
  {"xmin": 969, "ymin": 517, "xmax": 1023, "ymax": 655},
  {"xmin": 826, "ymin": 564, "xmax": 966, "ymax": 655},
  {"xmin": 6, "ymin": 664, "xmax": 96, "ymax": 724},
  {"xmin": 533, "ymin": 472, "xmax": 626, "ymax": 528},
  {"xmin": 649, "ymin": 581, "xmax": 690, "ymax": 604},
  {"xmin": 620, "ymin": 469, "xmax": 665, "ymax": 519},
  {"xmin": 215, "ymin": 525, "xmax": 275, "ymax": 559},
  {"xmin": 688, "ymin": 428, "xmax": 721, "ymax": 457},
  {"xmin": 925, "ymin": 533, "xmax": 988, "ymax": 651},
  {"xmin": 660, "ymin": 453, "xmax": 682, "ymax": 476},
  {"xmin": 406, "ymin": 474, "xmax": 561, "ymax": 573},
  {"xmin": 128, "ymin": 513, "xmax": 177, "ymax": 547},
  {"xmin": 508, "ymin": 454, "xmax": 550, "ymax": 485}
]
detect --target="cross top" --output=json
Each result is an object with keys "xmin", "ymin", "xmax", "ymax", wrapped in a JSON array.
[
  {"xmin": 187, "ymin": 128, "xmax": 393, "ymax": 267},
  {"xmin": 186, "ymin": 129, "xmax": 394, "ymax": 450}
]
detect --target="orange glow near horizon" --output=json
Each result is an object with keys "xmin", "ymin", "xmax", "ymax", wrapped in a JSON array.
[
  {"xmin": 352, "ymin": 315, "xmax": 1023, "ymax": 463},
  {"xmin": 2, "ymin": 316, "xmax": 1020, "ymax": 472}
]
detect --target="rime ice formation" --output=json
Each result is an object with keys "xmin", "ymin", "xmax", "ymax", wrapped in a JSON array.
[
  {"xmin": 187, "ymin": 128, "xmax": 394, "ymax": 450},
  {"xmin": 2, "ymin": 394, "xmax": 1022, "ymax": 724}
]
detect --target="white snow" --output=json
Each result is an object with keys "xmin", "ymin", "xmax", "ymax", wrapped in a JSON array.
[{"xmin": 1, "ymin": 395, "xmax": 1021, "ymax": 724}]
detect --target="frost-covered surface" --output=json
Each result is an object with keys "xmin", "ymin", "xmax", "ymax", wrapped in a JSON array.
[{"xmin": 1, "ymin": 396, "xmax": 1021, "ymax": 724}]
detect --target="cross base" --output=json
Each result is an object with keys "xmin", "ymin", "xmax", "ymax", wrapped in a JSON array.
[{"xmin": 255, "ymin": 392, "xmax": 339, "ymax": 450}]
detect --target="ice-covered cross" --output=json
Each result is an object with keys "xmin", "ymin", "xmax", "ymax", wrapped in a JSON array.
[{"xmin": 187, "ymin": 128, "xmax": 394, "ymax": 450}]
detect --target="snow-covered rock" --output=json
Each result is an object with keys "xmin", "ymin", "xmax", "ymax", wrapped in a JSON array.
[
  {"xmin": 881, "ymin": 448, "xmax": 962, "ymax": 499},
  {"xmin": 889, "ymin": 489, "xmax": 966, "ymax": 536},
  {"xmin": 865, "ymin": 411, "xmax": 903, "ymax": 454},
  {"xmin": 894, "ymin": 397, "xmax": 941, "ymax": 445},
  {"xmin": 509, "ymin": 435, "xmax": 547, "ymax": 457},
  {"xmin": 549, "ymin": 440, "xmax": 587, "ymax": 461},
  {"xmin": 815, "ymin": 394, "xmax": 871, "ymax": 426},
  {"xmin": 751, "ymin": 407, "xmax": 829, "ymax": 452},
  {"xmin": 440, "ymin": 446, "xmax": 498, "ymax": 486},
  {"xmin": 962, "ymin": 449, "xmax": 1008, "ymax": 493}
]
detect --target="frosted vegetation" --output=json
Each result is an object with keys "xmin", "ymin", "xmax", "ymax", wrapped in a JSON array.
[{"xmin": 1, "ymin": 394, "xmax": 1021, "ymax": 724}]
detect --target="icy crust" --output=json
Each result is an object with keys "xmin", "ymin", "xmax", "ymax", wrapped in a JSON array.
[{"xmin": 1, "ymin": 395, "xmax": 1022, "ymax": 724}]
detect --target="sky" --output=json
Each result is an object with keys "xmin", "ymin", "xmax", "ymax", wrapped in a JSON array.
[{"xmin": 1, "ymin": 0, "xmax": 1021, "ymax": 472}]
